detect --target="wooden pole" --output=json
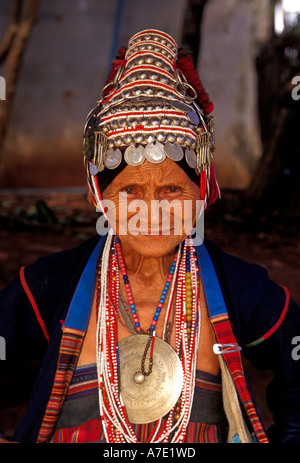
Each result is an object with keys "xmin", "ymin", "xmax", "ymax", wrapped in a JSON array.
[{"xmin": 0, "ymin": 0, "xmax": 40, "ymax": 159}]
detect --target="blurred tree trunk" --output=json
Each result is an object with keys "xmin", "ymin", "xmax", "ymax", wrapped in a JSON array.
[
  {"xmin": 0, "ymin": 0, "xmax": 40, "ymax": 160},
  {"xmin": 181, "ymin": 0, "xmax": 209, "ymax": 64},
  {"xmin": 246, "ymin": 34, "xmax": 300, "ymax": 217}
]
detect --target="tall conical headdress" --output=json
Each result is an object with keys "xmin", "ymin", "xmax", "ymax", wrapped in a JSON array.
[{"xmin": 83, "ymin": 29, "xmax": 220, "ymax": 207}]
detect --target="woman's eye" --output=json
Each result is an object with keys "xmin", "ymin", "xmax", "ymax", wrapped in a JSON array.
[
  {"xmin": 164, "ymin": 186, "xmax": 181, "ymax": 194},
  {"xmin": 120, "ymin": 187, "xmax": 136, "ymax": 195}
]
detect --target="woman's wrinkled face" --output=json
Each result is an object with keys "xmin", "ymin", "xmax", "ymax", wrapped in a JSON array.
[{"xmin": 102, "ymin": 157, "xmax": 200, "ymax": 257}]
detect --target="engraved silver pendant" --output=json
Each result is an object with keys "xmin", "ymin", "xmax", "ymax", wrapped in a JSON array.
[
  {"xmin": 104, "ymin": 148, "xmax": 122, "ymax": 169},
  {"xmin": 185, "ymin": 148, "xmax": 197, "ymax": 169},
  {"xmin": 144, "ymin": 141, "xmax": 166, "ymax": 163},
  {"xmin": 164, "ymin": 141, "xmax": 184, "ymax": 161},
  {"xmin": 124, "ymin": 145, "xmax": 145, "ymax": 166},
  {"xmin": 118, "ymin": 335, "xmax": 183, "ymax": 424}
]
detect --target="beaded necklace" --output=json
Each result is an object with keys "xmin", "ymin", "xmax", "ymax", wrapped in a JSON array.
[
  {"xmin": 114, "ymin": 236, "xmax": 179, "ymax": 376},
  {"xmin": 96, "ymin": 233, "xmax": 201, "ymax": 443},
  {"xmin": 114, "ymin": 236, "xmax": 178, "ymax": 330}
]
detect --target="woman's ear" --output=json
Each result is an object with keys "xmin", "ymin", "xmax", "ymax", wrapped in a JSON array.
[{"xmin": 87, "ymin": 187, "xmax": 97, "ymax": 207}]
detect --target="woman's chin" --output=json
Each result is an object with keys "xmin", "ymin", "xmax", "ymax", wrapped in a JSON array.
[{"xmin": 117, "ymin": 233, "xmax": 186, "ymax": 257}]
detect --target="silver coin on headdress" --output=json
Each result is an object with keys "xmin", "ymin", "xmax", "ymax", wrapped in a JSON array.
[
  {"xmin": 187, "ymin": 109, "xmax": 200, "ymax": 125},
  {"xmin": 144, "ymin": 141, "xmax": 166, "ymax": 163},
  {"xmin": 124, "ymin": 145, "xmax": 146, "ymax": 166},
  {"xmin": 170, "ymin": 99, "xmax": 191, "ymax": 113},
  {"xmin": 104, "ymin": 148, "xmax": 122, "ymax": 169},
  {"xmin": 185, "ymin": 148, "xmax": 197, "ymax": 169},
  {"xmin": 164, "ymin": 141, "xmax": 184, "ymax": 161}
]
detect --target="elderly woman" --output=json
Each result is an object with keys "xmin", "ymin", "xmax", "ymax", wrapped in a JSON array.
[{"xmin": 0, "ymin": 29, "xmax": 300, "ymax": 444}]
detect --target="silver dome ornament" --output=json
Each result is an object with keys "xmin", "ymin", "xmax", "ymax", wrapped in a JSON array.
[
  {"xmin": 176, "ymin": 134, "xmax": 186, "ymax": 145},
  {"xmin": 166, "ymin": 133, "xmax": 176, "ymax": 143},
  {"xmin": 114, "ymin": 136, "xmax": 123, "ymax": 147},
  {"xmin": 150, "ymin": 72, "xmax": 159, "ymax": 81},
  {"xmin": 161, "ymin": 116, "xmax": 171, "ymax": 125},
  {"xmin": 144, "ymin": 87, "xmax": 154, "ymax": 96},
  {"xmin": 124, "ymin": 145, "xmax": 146, "ymax": 166},
  {"xmin": 145, "ymin": 134, "xmax": 156, "ymax": 144},
  {"xmin": 104, "ymin": 148, "xmax": 122, "ymax": 169},
  {"xmin": 123, "ymin": 134, "xmax": 133, "ymax": 145},
  {"xmin": 144, "ymin": 141, "xmax": 166, "ymax": 163},
  {"xmin": 185, "ymin": 148, "xmax": 197, "ymax": 169},
  {"xmin": 118, "ymin": 118, "xmax": 127, "ymax": 128},
  {"xmin": 151, "ymin": 117, "xmax": 161, "ymax": 126},
  {"xmin": 107, "ymin": 139, "xmax": 115, "ymax": 149},
  {"xmin": 132, "ymin": 87, "xmax": 142, "ymax": 97},
  {"xmin": 133, "ymin": 133, "xmax": 144, "ymax": 144},
  {"xmin": 185, "ymin": 136, "xmax": 193, "ymax": 148},
  {"xmin": 164, "ymin": 141, "xmax": 184, "ymax": 161},
  {"xmin": 156, "ymin": 132, "xmax": 167, "ymax": 143}
]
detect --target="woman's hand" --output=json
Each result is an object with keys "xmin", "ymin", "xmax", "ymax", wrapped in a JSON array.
[{"xmin": 0, "ymin": 437, "xmax": 18, "ymax": 443}]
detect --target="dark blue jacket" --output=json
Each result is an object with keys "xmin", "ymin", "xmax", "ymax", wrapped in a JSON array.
[{"xmin": 0, "ymin": 236, "xmax": 300, "ymax": 443}]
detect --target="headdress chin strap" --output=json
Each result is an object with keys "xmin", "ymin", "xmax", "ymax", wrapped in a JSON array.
[{"xmin": 83, "ymin": 29, "xmax": 220, "ymax": 209}]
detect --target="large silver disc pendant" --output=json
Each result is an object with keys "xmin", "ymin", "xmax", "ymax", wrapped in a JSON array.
[
  {"xmin": 144, "ymin": 141, "xmax": 166, "ymax": 164},
  {"xmin": 118, "ymin": 335, "xmax": 183, "ymax": 424},
  {"xmin": 164, "ymin": 141, "xmax": 184, "ymax": 161},
  {"xmin": 185, "ymin": 148, "xmax": 197, "ymax": 169},
  {"xmin": 104, "ymin": 148, "xmax": 122, "ymax": 169},
  {"xmin": 124, "ymin": 145, "xmax": 145, "ymax": 166}
]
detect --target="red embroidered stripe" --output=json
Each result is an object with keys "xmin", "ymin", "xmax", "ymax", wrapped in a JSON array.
[
  {"xmin": 52, "ymin": 418, "xmax": 225, "ymax": 444},
  {"xmin": 103, "ymin": 79, "xmax": 179, "ymax": 104},
  {"xmin": 127, "ymin": 50, "xmax": 173, "ymax": 68},
  {"xmin": 211, "ymin": 316, "xmax": 268, "ymax": 443},
  {"xmin": 120, "ymin": 64, "xmax": 175, "ymax": 83},
  {"xmin": 100, "ymin": 110, "xmax": 187, "ymax": 123},
  {"xmin": 131, "ymin": 30, "xmax": 177, "ymax": 48},
  {"xmin": 37, "ymin": 328, "xmax": 85, "ymax": 442},
  {"xmin": 19, "ymin": 266, "xmax": 50, "ymax": 343},
  {"xmin": 106, "ymin": 125, "xmax": 197, "ymax": 139},
  {"xmin": 127, "ymin": 40, "xmax": 175, "ymax": 58},
  {"xmin": 262, "ymin": 285, "xmax": 290, "ymax": 338},
  {"xmin": 245, "ymin": 285, "xmax": 290, "ymax": 348}
]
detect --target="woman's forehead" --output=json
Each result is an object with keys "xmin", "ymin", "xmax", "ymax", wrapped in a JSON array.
[{"xmin": 110, "ymin": 159, "xmax": 194, "ymax": 186}]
